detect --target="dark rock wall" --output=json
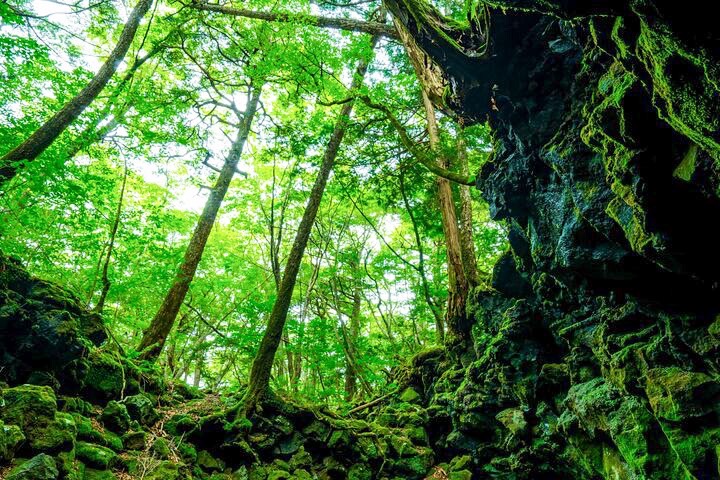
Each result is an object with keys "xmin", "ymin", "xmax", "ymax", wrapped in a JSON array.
[{"xmin": 389, "ymin": 1, "xmax": 720, "ymax": 479}]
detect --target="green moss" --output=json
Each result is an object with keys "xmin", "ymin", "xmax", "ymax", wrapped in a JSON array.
[
  {"xmin": 288, "ymin": 446, "xmax": 312, "ymax": 470},
  {"xmin": 81, "ymin": 351, "xmax": 126, "ymax": 402},
  {"xmin": 0, "ymin": 385, "xmax": 57, "ymax": 428},
  {"xmin": 75, "ymin": 442, "xmax": 117, "ymax": 470},
  {"xmin": 348, "ymin": 463, "xmax": 372, "ymax": 480},
  {"xmin": 142, "ymin": 461, "xmax": 188, "ymax": 480},
  {"xmin": 645, "ymin": 367, "xmax": 719, "ymax": 421},
  {"xmin": 399, "ymin": 387, "xmax": 422, "ymax": 404},
  {"xmin": 121, "ymin": 394, "xmax": 158, "ymax": 426},
  {"xmin": 74, "ymin": 414, "xmax": 123, "ymax": 452},
  {"xmin": 151, "ymin": 437, "xmax": 171, "ymax": 459},
  {"xmin": 1, "ymin": 420, "xmax": 25, "ymax": 461},
  {"xmin": 197, "ymin": 449, "xmax": 225, "ymax": 472},
  {"xmin": 673, "ymin": 143, "xmax": 699, "ymax": 181},
  {"xmin": 177, "ymin": 442, "xmax": 197, "ymax": 463},
  {"xmin": 30, "ymin": 412, "xmax": 76, "ymax": 452},
  {"xmin": 6, "ymin": 453, "xmax": 59, "ymax": 480},
  {"xmin": 266, "ymin": 470, "xmax": 290, "ymax": 480},
  {"xmin": 121, "ymin": 430, "xmax": 146, "ymax": 451},
  {"xmin": 605, "ymin": 197, "xmax": 654, "ymax": 254},
  {"xmin": 100, "ymin": 401, "xmax": 130, "ymax": 433},
  {"xmin": 165, "ymin": 414, "xmax": 195, "ymax": 436},
  {"xmin": 82, "ymin": 469, "xmax": 116, "ymax": 480},
  {"xmin": 635, "ymin": 17, "xmax": 720, "ymax": 163}
]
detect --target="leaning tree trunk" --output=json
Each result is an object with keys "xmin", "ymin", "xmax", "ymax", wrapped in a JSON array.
[
  {"xmin": 137, "ymin": 86, "xmax": 262, "ymax": 360},
  {"xmin": 0, "ymin": 0, "xmax": 154, "ymax": 188},
  {"xmin": 243, "ymin": 37, "xmax": 379, "ymax": 414},
  {"xmin": 422, "ymin": 89, "xmax": 469, "ymax": 340}
]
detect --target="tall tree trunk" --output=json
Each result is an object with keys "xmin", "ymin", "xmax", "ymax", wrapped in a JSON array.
[
  {"xmin": 93, "ymin": 159, "xmax": 129, "ymax": 313},
  {"xmin": 0, "ymin": 0, "xmax": 154, "ymax": 188},
  {"xmin": 422, "ymin": 89, "xmax": 469, "ymax": 340},
  {"xmin": 138, "ymin": 86, "xmax": 262, "ymax": 360},
  {"xmin": 456, "ymin": 125, "xmax": 480, "ymax": 287},
  {"xmin": 344, "ymin": 277, "xmax": 362, "ymax": 401},
  {"xmin": 243, "ymin": 38, "xmax": 378, "ymax": 413}
]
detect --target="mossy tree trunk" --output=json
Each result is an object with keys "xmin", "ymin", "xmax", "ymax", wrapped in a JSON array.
[
  {"xmin": 0, "ymin": 0, "xmax": 154, "ymax": 188},
  {"xmin": 138, "ymin": 85, "xmax": 263, "ymax": 361},
  {"xmin": 243, "ymin": 39, "xmax": 379, "ymax": 413}
]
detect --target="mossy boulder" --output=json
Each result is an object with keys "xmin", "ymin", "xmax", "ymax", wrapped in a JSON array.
[
  {"xmin": 0, "ymin": 385, "xmax": 57, "ymax": 428},
  {"xmin": 197, "ymin": 449, "xmax": 225, "ymax": 472},
  {"xmin": 151, "ymin": 437, "xmax": 171, "ymax": 459},
  {"xmin": 73, "ymin": 414, "xmax": 123, "ymax": 452},
  {"xmin": 288, "ymin": 446, "xmax": 312, "ymax": 471},
  {"xmin": 77, "ymin": 351, "xmax": 127, "ymax": 403},
  {"xmin": 0, "ymin": 253, "xmax": 105, "ymax": 387},
  {"xmin": 121, "ymin": 430, "xmax": 146, "ymax": 450},
  {"xmin": 30, "ymin": 412, "xmax": 77, "ymax": 452},
  {"xmin": 6, "ymin": 453, "xmax": 59, "ymax": 480},
  {"xmin": 99, "ymin": 401, "xmax": 130, "ymax": 434},
  {"xmin": 1, "ymin": 385, "xmax": 77, "ymax": 453},
  {"xmin": 75, "ymin": 442, "xmax": 117, "ymax": 469},
  {"xmin": 1, "ymin": 420, "xmax": 25, "ymax": 461},
  {"xmin": 495, "ymin": 407, "xmax": 528, "ymax": 435},
  {"xmin": 165, "ymin": 414, "xmax": 195, "ymax": 436},
  {"xmin": 59, "ymin": 397, "xmax": 93, "ymax": 416},
  {"xmin": 121, "ymin": 394, "xmax": 158, "ymax": 426}
]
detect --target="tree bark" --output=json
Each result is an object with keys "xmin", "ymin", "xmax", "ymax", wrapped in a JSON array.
[
  {"xmin": 456, "ymin": 124, "xmax": 480, "ymax": 287},
  {"xmin": 243, "ymin": 37, "xmax": 379, "ymax": 413},
  {"xmin": 93, "ymin": 159, "xmax": 129, "ymax": 313},
  {"xmin": 344, "ymin": 276, "xmax": 362, "ymax": 401},
  {"xmin": 192, "ymin": 3, "xmax": 398, "ymax": 39},
  {"xmin": 0, "ymin": 0, "xmax": 154, "ymax": 188},
  {"xmin": 422, "ymin": 89, "xmax": 469, "ymax": 340},
  {"xmin": 137, "ymin": 85, "xmax": 262, "ymax": 360}
]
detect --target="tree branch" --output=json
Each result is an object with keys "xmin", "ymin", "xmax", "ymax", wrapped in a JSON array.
[
  {"xmin": 189, "ymin": 2, "xmax": 398, "ymax": 39},
  {"xmin": 359, "ymin": 96, "xmax": 475, "ymax": 185}
]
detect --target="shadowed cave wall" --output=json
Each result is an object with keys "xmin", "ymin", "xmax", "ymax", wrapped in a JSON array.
[{"xmin": 384, "ymin": 0, "xmax": 720, "ymax": 478}]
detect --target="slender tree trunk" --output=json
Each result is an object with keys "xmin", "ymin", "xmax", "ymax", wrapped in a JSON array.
[
  {"xmin": 344, "ymin": 278, "xmax": 362, "ymax": 401},
  {"xmin": 399, "ymin": 173, "xmax": 444, "ymax": 341},
  {"xmin": 93, "ymin": 159, "xmax": 129, "ymax": 313},
  {"xmin": 0, "ymin": 0, "xmax": 154, "ymax": 187},
  {"xmin": 193, "ymin": 346, "xmax": 204, "ymax": 388},
  {"xmin": 456, "ymin": 125, "xmax": 479, "ymax": 287},
  {"xmin": 243, "ymin": 39, "xmax": 378, "ymax": 413},
  {"xmin": 138, "ymin": 86, "xmax": 262, "ymax": 360},
  {"xmin": 422, "ymin": 89, "xmax": 469, "ymax": 340}
]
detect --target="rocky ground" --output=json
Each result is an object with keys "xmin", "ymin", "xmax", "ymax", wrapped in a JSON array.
[{"xmin": 0, "ymin": 252, "xmax": 472, "ymax": 480}]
